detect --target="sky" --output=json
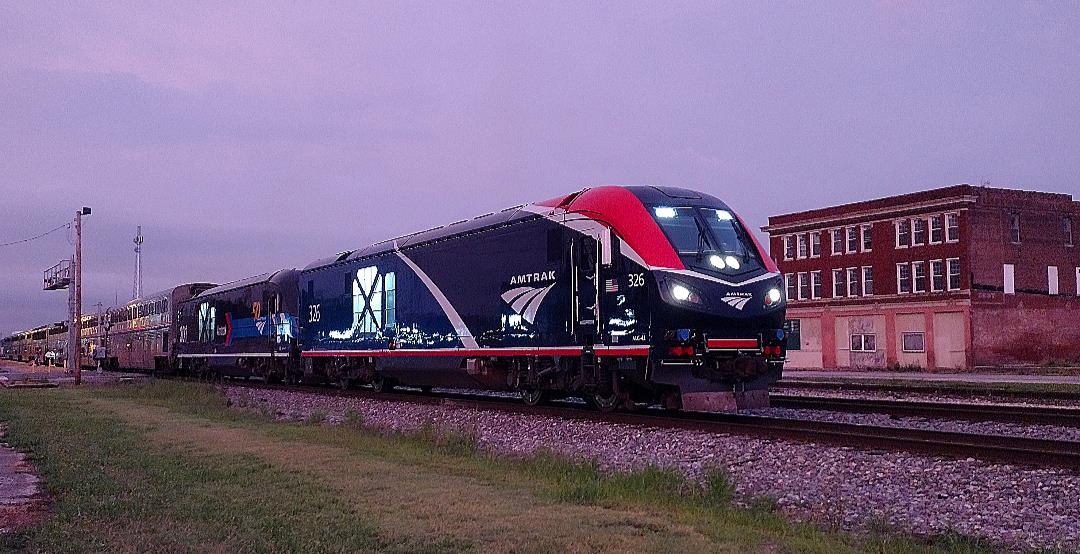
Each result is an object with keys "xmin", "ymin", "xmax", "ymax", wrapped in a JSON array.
[{"xmin": 1, "ymin": 1, "xmax": 1079, "ymax": 335}]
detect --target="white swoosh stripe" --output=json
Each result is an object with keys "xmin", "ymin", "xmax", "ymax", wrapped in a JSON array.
[{"xmin": 394, "ymin": 250, "xmax": 479, "ymax": 349}]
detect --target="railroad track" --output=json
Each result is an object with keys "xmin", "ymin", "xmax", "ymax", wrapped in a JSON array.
[
  {"xmin": 776, "ymin": 379, "xmax": 1080, "ymax": 401},
  {"xmin": 223, "ymin": 380, "xmax": 1080, "ymax": 471},
  {"xmin": 770, "ymin": 394, "xmax": 1080, "ymax": 427}
]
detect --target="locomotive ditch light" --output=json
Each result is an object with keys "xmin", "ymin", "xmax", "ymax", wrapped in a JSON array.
[
  {"xmin": 708, "ymin": 254, "xmax": 726, "ymax": 269},
  {"xmin": 765, "ymin": 288, "xmax": 782, "ymax": 306},
  {"xmin": 671, "ymin": 284, "xmax": 692, "ymax": 301}
]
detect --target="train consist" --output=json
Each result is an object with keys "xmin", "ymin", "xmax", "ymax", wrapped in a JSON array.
[{"xmin": 2, "ymin": 186, "xmax": 787, "ymax": 411}]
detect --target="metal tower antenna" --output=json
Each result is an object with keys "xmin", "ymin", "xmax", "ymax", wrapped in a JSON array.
[{"xmin": 132, "ymin": 226, "xmax": 144, "ymax": 299}]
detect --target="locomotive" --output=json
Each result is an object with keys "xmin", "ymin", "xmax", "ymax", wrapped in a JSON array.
[
  {"xmin": 171, "ymin": 185, "xmax": 787, "ymax": 411},
  {"xmin": 5, "ymin": 185, "xmax": 787, "ymax": 411}
]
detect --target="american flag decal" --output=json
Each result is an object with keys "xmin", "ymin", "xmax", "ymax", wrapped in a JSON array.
[{"xmin": 605, "ymin": 279, "xmax": 619, "ymax": 293}]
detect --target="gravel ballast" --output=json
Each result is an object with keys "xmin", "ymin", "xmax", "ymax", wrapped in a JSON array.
[{"xmin": 227, "ymin": 386, "xmax": 1080, "ymax": 552}]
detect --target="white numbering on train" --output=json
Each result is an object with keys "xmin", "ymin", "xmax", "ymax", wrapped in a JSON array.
[
  {"xmin": 628, "ymin": 273, "xmax": 645, "ymax": 288},
  {"xmin": 308, "ymin": 304, "xmax": 321, "ymax": 323}
]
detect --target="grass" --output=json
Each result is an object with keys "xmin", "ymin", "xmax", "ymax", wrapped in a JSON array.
[{"xmin": 0, "ymin": 382, "xmax": 1005, "ymax": 553}]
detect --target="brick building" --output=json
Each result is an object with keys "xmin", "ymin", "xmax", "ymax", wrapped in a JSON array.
[{"xmin": 763, "ymin": 185, "xmax": 1080, "ymax": 369}]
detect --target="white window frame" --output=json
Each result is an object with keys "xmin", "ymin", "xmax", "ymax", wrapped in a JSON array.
[
  {"xmin": 895, "ymin": 219, "xmax": 910, "ymax": 249},
  {"xmin": 846, "ymin": 267, "xmax": 859, "ymax": 297},
  {"xmin": 901, "ymin": 332, "xmax": 925, "ymax": 353},
  {"xmin": 929, "ymin": 214, "xmax": 944, "ymax": 245},
  {"xmin": 930, "ymin": 259, "xmax": 945, "ymax": 292},
  {"xmin": 831, "ymin": 228, "xmax": 843, "ymax": 256},
  {"xmin": 911, "ymin": 218, "xmax": 927, "ymax": 246},
  {"xmin": 810, "ymin": 270, "xmax": 822, "ymax": 299},
  {"xmin": 846, "ymin": 227, "xmax": 858, "ymax": 254},
  {"xmin": 1049, "ymin": 266, "xmax": 1059, "ymax": 295},
  {"xmin": 861, "ymin": 266, "xmax": 873, "ymax": 296},
  {"xmin": 912, "ymin": 261, "xmax": 926, "ymax": 293},
  {"xmin": 861, "ymin": 224, "xmax": 872, "ymax": 252},
  {"xmin": 810, "ymin": 231, "xmax": 822, "ymax": 258},
  {"xmin": 896, "ymin": 263, "xmax": 911, "ymax": 294},
  {"xmin": 946, "ymin": 258, "xmax": 961, "ymax": 291},
  {"xmin": 1004, "ymin": 264, "xmax": 1015, "ymax": 295},
  {"xmin": 797, "ymin": 234, "xmax": 809, "ymax": 259},
  {"xmin": 783, "ymin": 235, "xmax": 795, "ymax": 261},
  {"xmin": 785, "ymin": 273, "xmax": 796, "ymax": 301},
  {"xmin": 850, "ymin": 333, "xmax": 877, "ymax": 352},
  {"xmin": 945, "ymin": 212, "xmax": 960, "ymax": 243},
  {"xmin": 797, "ymin": 272, "xmax": 808, "ymax": 300},
  {"xmin": 832, "ymin": 268, "xmax": 845, "ymax": 298},
  {"xmin": 1076, "ymin": 267, "xmax": 1080, "ymax": 296}
]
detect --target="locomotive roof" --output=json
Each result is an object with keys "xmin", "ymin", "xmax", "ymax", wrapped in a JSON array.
[
  {"xmin": 302, "ymin": 185, "xmax": 735, "ymax": 273},
  {"xmin": 194, "ymin": 269, "xmax": 297, "ymax": 298}
]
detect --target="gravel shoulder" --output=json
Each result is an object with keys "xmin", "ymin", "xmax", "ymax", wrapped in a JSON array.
[{"xmin": 227, "ymin": 386, "xmax": 1080, "ymax": 552}]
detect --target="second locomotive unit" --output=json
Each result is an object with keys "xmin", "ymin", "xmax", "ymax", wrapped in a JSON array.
[{"xmin": 171, "ymin": 185, "xmax": 786, "ymax": 411}]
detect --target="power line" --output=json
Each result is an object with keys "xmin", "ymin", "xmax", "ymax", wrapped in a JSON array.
[{"xmin": 0, "ymin": 222, "xmax": 72, "ymax": 248}]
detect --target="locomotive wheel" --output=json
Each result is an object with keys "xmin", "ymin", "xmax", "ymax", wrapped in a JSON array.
[
  {"xmin": 521, "ymin": 388, "xmax": 544, "ymax": 407},
  {"xmin": 589, "ymin": 391, "xmax": 624, "ymax": 412},
  {"xmin": 338, "ymin": 376, "xmax": 352, "ymax": 390},
  {"xmin": 370, "ymin": 375, "xmax": 393, "ymax": 393}
]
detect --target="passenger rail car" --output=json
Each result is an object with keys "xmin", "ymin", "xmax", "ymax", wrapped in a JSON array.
[
  {"xmin": 174, "ymin": 270, "xmax": 299, "ymax": 380},
  {"xmin": 299, "ymin": 186, "xmax": 787, "ymax": 411},
  {"xmin": 89, "ymin": 283, "xmax": 216, "ymax": 371}
]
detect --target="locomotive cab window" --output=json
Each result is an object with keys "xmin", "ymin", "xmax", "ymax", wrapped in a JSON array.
[{"xmin": 650, "ymin": 206, "xmax": 763, "ymax": 275}]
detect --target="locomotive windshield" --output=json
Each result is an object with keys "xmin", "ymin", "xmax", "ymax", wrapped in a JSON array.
[{"xmin": 650, "ymin": 206, "xmax": 763, "ymax": 275}]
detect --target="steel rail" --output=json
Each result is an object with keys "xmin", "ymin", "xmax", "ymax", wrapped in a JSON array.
[
  {"xmin": 770, "ymin": 394, "xmax": 1080, "ymax": 427},
  {"xmin": 776, "ymin": 379, "xmax": 1080, "ymax": 401}
]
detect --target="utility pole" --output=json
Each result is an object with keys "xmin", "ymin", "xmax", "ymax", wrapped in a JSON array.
[{"xmin": 67, "ymin": 208, "xmax": 89, "ymax": 384}]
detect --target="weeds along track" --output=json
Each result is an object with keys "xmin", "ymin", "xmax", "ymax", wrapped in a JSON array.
[
  {"xmin": 770, "ymin": 394, "xmax": 1080, "ymax": 427},
  {"xmin": 215, "ymin": 379, "xmax": 1080, "ymax": 471}
]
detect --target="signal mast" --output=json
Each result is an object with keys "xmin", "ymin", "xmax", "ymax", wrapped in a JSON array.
[{"xmin": 132, "ymin": 226, "xmax": 143, "ymax": 300}]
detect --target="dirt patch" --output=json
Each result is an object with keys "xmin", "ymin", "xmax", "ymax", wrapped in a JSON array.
[{"xmin": 0, "ymin": 424, "xmax": 48, "ymax": 534}]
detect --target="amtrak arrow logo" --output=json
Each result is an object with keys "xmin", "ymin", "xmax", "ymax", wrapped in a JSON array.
[
  {"xmin": 501, "ymin": 283, "xmax": 556, "ymax": 324},
  {"xmin": 721, "ymin": 295, "xmax": 752, "ymax": 310}
]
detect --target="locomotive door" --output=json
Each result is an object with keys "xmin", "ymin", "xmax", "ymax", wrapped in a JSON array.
[
  {"xmin": 571, "ymin": 235, "xmax": 601, "ymax": 344},
  {"xmin": 263, "ymin": 291, "xmax": 281, "ymax": 354}
]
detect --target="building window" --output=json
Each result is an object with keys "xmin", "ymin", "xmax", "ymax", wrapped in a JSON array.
[
  {"xmin": 810, "ymin": 232, "xmax": 822, "ymax": 257},
  {"xmin": 1009, "ymin": 213, "xmax": 1021, "ymax": 244},
  {"xmin": 1049, "ymin": 266, "xmax": 1059, "ymax": 295},
  {"xmin": 1004, "ymin": 264, "xmax": 1015, "ymax": 294},
  {"xmin": 810, "ymin": 270, "xmax": 822, "ymax": 299},
  {"xmin": 897, "ymin": 263, "xmax": 911, "ymax": 294},
  {"xmin": 946, "ymin": 258, "xmax": 961, "ymax": 291},
  {"xmin": 846, "ymin": 267, "xmax": 860, "ymax": 297},
  {"xmin": 1076, "ymin": 267, "xmax": 1080, "ymax": 296},
  {"xmin": 929, "ymin": 215, "xmax": 944, "ymax": 244},
  {"xmin": 832, "ymin": 229, "xmax": 843, "ymax": 255},
  {"xmin": 861, "ymin": 224, "xmax": 872, "ymax": 251},
  {"xmin": 912, "ymin": 218, "xmax": 927, "ymax": 245},
  {"xmin": 862, "ymin": 266, "xmax": 874, "ymax": 296},
  {"xmin": 846, "ymin": 227, "xmax": 858, "ymax": 253},
  {"xmin": 946, "ymin": 213, "xmax": 959, "ymax": 242},
  {"xmin": 797, "ymin": 234, "xmax": 808, "ymax": 259},
  {"xmin": 784, "ymin": 319, "xmax": 802, "ymax": 350},
  {"xmin": 1065, "ymin": 217, "xmax": 1074, "ymax": 247},
  {"xmin": 902, "ymin": 332, "xmax": 925, "ymax": 353},
  {"xmin": 832, "ymin": 269, "xmax": 845, "ymax": 298},
  {"xmin": 912, "ymin": 261, "xmax": 926, "ymax": 293},
  {"xmin": 783, "ymin": 236, "xmax": 795, "ymax": 260},
  {"xmin": 850, "ymin": 334, "xmax": 876, "ymax": 352},
  {"xmin": 930, "ymin": 260, "xmax": 945, "ymax": 292},
  {"xmin": 798, "ymin": 272, "xmax": 809, "ymax": 300},
  {"xmin": 785, "ymin": 273, "xmax": 796, "ymax": 301},
  {"xmin": 896, "ymin": 220, "xmax": 911, "ymax": 248}
]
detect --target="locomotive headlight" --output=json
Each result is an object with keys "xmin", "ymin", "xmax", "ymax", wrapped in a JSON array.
[
  {"xmin": 765, "ymin": 287, "xmax": 782, "ymax": 306},
  {"xmin": 708, "ymin": 254, "xmax": 726, "ymax": 269},
  {"xmin": 671, "ymin": 284, "xmax": 692, "ymax": 301},
  {"xmin": 724, "ymin": 255, "xmax": 741, "ymax": 270}
]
